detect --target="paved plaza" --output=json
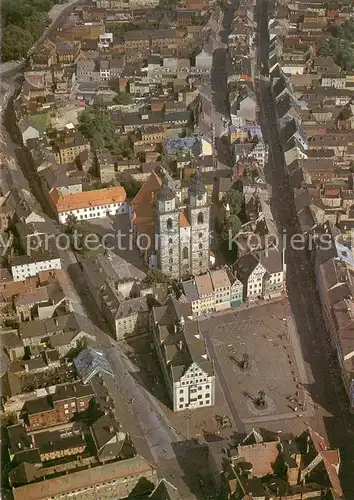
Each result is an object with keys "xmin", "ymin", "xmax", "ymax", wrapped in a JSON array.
[{"xmin": 200, "ymin": 301, "xmax": 315, "ymax": 429}]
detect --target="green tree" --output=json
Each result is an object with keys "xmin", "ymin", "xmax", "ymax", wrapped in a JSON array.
[
  {"xmin": 1, "ymin": 0, "xmax": 54, "ymax": 61},
  {"xmin": 78, "ymin": 108, "xmax": 116, "ymax": 150},
  {"xmin": 219, "ymin": 214, "xmax": 242, "ymax": 262},
  {"xmin": 222, "ymin": 188, "xmax": 243, "ymax": 215},
  {"xmin": 145, "ymin": 268, "xmax": 168, "ymax": 285},
  {"xmin": 113, "ymin": 138, "xmax": 133, "ymax": 159},
  {"xmin": 320, "ymin": 21, "xmax": 354, "ymax": 71},
  {"xmin": 113, "ymin": 92, "xmax": 133, "ymax": 105},
  {"xmin": 1, "ymin": 24, "xmax": 34, "ymax": 61},
  {"xmin": 117, "ymin": 172, "xmax": 142, "ymax": 198}
]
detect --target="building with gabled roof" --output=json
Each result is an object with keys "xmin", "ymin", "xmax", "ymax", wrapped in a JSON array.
[
  {"xmin": 151, "ymin": 296, "xmax": 215, "ymax": 412},
  {"xmin": 74, "ymin": 347, "xmax": 114, "ymax": 384},
  {"xmin": 50, "ymin": 185, "xmax": 127, "ymax": 223}
]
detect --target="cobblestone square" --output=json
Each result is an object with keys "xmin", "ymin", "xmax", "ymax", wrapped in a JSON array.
[{"xmin": 200, "ymin": 302, "xmax": 312, "ymax": 427}]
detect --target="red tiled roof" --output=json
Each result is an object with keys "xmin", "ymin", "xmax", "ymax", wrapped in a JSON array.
[
  {"xmin": 179, "ymin": 209, "xmax": 190, "ymax": 228},
  {"xmin": 131, "ymin": 171, "xmax": 162, "ymax": 243},
  {"xmin": 50, "ymin": 186, "xmax": 126, "ymax": 213}
]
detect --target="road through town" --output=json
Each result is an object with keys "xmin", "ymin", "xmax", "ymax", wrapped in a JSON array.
[{"xmin": 256, "ymin": 0, "xmax": 354, "ymax": 495}]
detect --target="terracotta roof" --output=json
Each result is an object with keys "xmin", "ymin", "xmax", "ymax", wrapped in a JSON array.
[
  {"xmin": 50, "ymin": 186, "xmax": 126, "ymax": 213},
  {"xmin": 209, "ymin": 269, "xmax": 231, "ymax": 290},
  {"xmin": 130, "ymin": 171, "xmax": 162, "ymax": 243},
  {"xmin": 238, "ymin": 441, "xmax": 279, "ymax": 477},
  {"xmin": 179, "ymin": 209, "xmax": 190, "ymax": 228},
  {"xmin": 321, "ymin": 450, "xmax": 343, "ymax": 497},
  {"xmin": 195, "ymin": 274, "xmax": 213, "ymax": 297},
  {"xmin": 323, "ymin": 188, "xmax": 341, "ymax": 198},
  {"xmin": 308, "ymin": 428, "xmax": 327, "ymax": 454},
  {"xmin": 12, "ymin": 457, "xmax": 154, "ymax": 500}
]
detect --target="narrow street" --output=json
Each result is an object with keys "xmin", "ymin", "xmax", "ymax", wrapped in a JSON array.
[
  {"xmin": 256, "ymin": 0, "xmax": 354, "ymax": 496},
  {"xmin": 211, "ymin": 0, "xmax": 239, "ymax": 167}
]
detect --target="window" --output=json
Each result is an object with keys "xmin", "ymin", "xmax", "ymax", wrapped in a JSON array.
[
  {"xmin": 206, "ymin": 400, "xmax": 210, "ymax": 405},
  {"xmin": 64, "ymin": 409, "xmax": 69, "ymax": 414},
  {"xmin": 169, "ymin": 238, "xmax": 173, "ymax": 244},
  {"xmin": 199, "ymin": 243, "xmax": 203, "ymax": 249},
  {"xmin": 199, "ymin": 261, "xmax": 202, "ymax": 267},
  {"xmin": 180, "ymin": 389, "xmax": 184, "ymax": 393},
  {"xmin": 80, "ymin": 401, "xmax": 85, "ymax": 406},
  {"xmin": 206, "ymin": 393, "xmax": 210, "ymax": 398},
  {"xmin": 179, "ymin": 397, "xmax": 184, "ymax": 402},
  {"xmin": 71, "ymin": 402, "xmax": 75, "ymax": 407},
  {"xmin": 182, "ymin": 246, "xmax": 189, "ymax": 259},
  {"xmin": 167, "ymin": 218, "xmax": 173, "ymax": 230},
  {"xmin": 64, "ymin": 404, "xmax": 68, "ymax": 408},
  {"xmin": 199, "ymin": 232, "xmax": 203, "ymax": 238},
  {"xmin": 197, "ymin": 212, "xmax": 204, "ymax": 224},
  {"xmin": 169, "ymin": 258, "xmax": 173, "ymax": 263},
  {"xmin": 179, "ymin": 404, "xmax": 184, "ymax": 408},
  {"xmin": 169, "ymin": 248, "xmax": 173, "ymax": 254}
]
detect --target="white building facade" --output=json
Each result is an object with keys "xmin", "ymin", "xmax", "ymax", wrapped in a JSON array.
[
  {"xmin": 12, "ymin": 257, "xmax": 62, "ymax": 282},
  {"xmin": 50, "ymin": 187, "xmax": 128, "ymax": 224},
  {"xmin": 173, "ymin": 362, "xmax": 215, "ymax": 412}
]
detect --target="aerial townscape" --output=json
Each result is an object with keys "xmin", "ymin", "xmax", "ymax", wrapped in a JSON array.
[{"xmin": 1, "ymin": 0, "xmax": 354, "ymax": 498}]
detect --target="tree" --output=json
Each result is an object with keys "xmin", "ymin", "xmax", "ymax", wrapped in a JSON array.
[
  {"xmin": 65, "ymin": 214, "xmax": 78, "ymax": 233},
  {"xmin": 222, "ymin": 188, "xmax": 243, "ymax": 215},
  {"xmin": 113, "ymin": 91, "xmax": 133, "ymax": 105},
  {"xmin": 320, "ymin": 21, "xmax": 354, "ymax": 71},
  {"xmin": 117, "ymin": 172, "xmax": 142, "ymax": 198},
  {"xmin": 145, "ymin": 268, "xmax": 168, "ymax": 285},
  {"xmin": 1, "ymin": 0, "xmax": 54, "ymax": 61},
  {"xmin": 78, "ymin": 108, "xmax": 116, "ymax": 151},
  {"xmin": 78, "ymin": 108, "xmax": 133, "ymax": 159},
  {"xmin": 219, "ymin": 214, "xmax": 242, "ymax": 263},
  {"xmin": 112, "ymin": 138, "xmax": 133, "ymax": 159},
  {"xmin": 1, "ymin": 24, "xmax": 34, "ymax": 61}
]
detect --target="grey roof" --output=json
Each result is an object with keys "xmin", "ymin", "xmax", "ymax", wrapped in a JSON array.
[
  {"xmin": 157, "ymin": 174, "xmax": 175, "ymax": 202},
  {"xmin": 236, "ymin": 252, "xmax": 259, "ymax": 281},
  {"xmin": 74, "ymin": 347, "xmax": 114, "ymax": 384},
  {"xmin": 188, "ymin": 170, "xmax": 207, "ymax": 196},
  {"xmin": 150, "ymin": 479, "xmax": 180, "ymax": 499},
  {"xmin": 90, "ymin": 414, "xmax": 126, "ymax": 460},
  {"xmin": 182, "ymin": 279, "xmax": 199, "ymax": 302},
  {"xmin": 7, "ymin": 425, "xmax": 32, "ymax": 456},
  {"xmin": 116, "ymin": 295, "xmax": 151, "ymax": 318},
  {"xmin": 52, "ymin": 381, "xmax": 94, "ymax": 402},
  {"xmin": 259, "ymin": 248, "xmax": 283, "ymax": 274},
  {"xmin": 153, "ymin": 300, "xmax": 214, "ymax": 382}
]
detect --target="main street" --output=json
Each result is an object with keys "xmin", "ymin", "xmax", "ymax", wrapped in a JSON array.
[{"xmin": 256, "ymin": 0, "xmax": 354, "ymax": 495}]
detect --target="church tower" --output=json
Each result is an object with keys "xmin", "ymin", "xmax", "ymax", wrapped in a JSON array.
[
  {"xmin": 188, "ymin": 172, "xmax": 210, "ymax": 275},
  {"xmin": 155, "ymin": 175, "xmax": 180, "ymax": 278}
]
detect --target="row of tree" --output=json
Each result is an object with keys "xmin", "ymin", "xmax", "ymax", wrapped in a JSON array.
[{"xmin": 1, "ymin": 0, "xmax": 57, "ymax": 61}]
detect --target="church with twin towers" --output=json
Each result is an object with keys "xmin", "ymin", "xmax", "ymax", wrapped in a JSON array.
[{"xmin": 155, "ymin": 171, "xmax": 211, "ymax": 279}]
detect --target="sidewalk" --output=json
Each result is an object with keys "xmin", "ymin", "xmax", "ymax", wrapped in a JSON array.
[{"xmin": 198, "ymin": 293, "xmax": 287, "ymax": 322}]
